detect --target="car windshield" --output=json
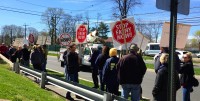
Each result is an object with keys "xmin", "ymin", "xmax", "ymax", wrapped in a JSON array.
[{"xmin": 150, "ymin": 45, "xmax": 160, "ymax": 50}]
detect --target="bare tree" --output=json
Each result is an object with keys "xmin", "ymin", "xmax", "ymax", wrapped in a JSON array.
[
  {"xmin": 112, "ymin": 0, "xmax": 142, "ymax": 18},
  {"xmin": 27, "ymin": 27, "xmax": 38, "ymax": 35},
  {"xmin": 41, "ymin": 8, "xmax": 65, "ymax": 44},
  {"xmin": 136, "ymin": 19, "xmax": 163, "ymax": 42},
  {"xmin": 1, "ymin": 25, "xmax": 24, "ymax": 45}
]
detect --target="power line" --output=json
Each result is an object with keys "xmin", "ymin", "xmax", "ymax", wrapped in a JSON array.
[
  {"xmin": 1, "ymin": 4, "xmax": 200, "ymax": 26},
  {"xmin": 0, "ymin": 5, "xmax": 43, "ymax": 13},
  {"xmin": 14, "ymin": 0, "xmax": 106, "ymax": 12},
  {"xmin": 0, "ymin": 7, "xmax": 42, "ymax": 16}
]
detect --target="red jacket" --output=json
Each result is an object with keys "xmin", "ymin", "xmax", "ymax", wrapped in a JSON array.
[{"xmin": 0, "ymin": 45, "xmax": 8, "ymax": 54}]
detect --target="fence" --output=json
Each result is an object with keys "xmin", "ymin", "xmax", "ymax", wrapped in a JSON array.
[{"xmin": 9, "ymin": 61, "xmax": 129, "ymax": 101}]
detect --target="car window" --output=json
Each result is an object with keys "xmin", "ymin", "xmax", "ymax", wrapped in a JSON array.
[{"xmin": 150, "ymin": 45, "xmax": 160, "ymax": 50}]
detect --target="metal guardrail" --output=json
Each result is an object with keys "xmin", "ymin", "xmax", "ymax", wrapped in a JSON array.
[
  {"xmin": 11, "ymin": 63, "xmax": 128, "ymax": 101},
  {"xmin": 1, "ymin": 53, "xmax": 128, "ymax": 101}
]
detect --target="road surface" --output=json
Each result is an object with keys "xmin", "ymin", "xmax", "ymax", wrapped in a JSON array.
[{"xmin": 47, "ymin": 56, "xmax": 200, "ymax": 101}]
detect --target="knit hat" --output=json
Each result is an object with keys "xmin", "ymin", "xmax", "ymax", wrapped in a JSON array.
[
  {"xmin": 97, "ymin": 46, "xmax": 102, "ymax": 50},
  {"xmin": 129, "ymin": 43, "xmax": 139, "ymax": 52},
  {"xmin": 109, "ymin": 48, "xmax": 117, "ymax": 57}
]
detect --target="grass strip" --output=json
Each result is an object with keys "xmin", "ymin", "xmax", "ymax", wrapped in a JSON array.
[{"xmin": 0, "ymin": 59, "xmax": 65, "ymax": 101}]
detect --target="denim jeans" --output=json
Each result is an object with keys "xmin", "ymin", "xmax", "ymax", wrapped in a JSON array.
[
  {"xmin": 99, "ymin": 70, "xmax": 105, "ymax": 91},
  {"xmin": 68, "ymin": 72, "xmax": 79, "ymax": 83},
  {"xmin": 23, "ymin": 60, "xmax": 30, "ymax": 67},
  {"xmin": 182, "ymin": 85, "xmax": 192, "ymax": 101},
  {"xmin": 42, "ymin": 60, "xmax": 47, "ymax": 72},
  {"xmin": 64, "ymin": 65, "xmax": 68, "ymax": 80},
  {"xmin": 121, "ymin": 84, "xmax": 141, "ymax": 101}
]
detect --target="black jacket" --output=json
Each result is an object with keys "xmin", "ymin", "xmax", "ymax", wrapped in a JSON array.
[
  {"xmin": 89, "ymin": 50, "xmax": 100, "ymax": 68},
  {"xmin": 66, "ymin": 52, "xmax": 79, "ymax": 74},
  {"xmin": 153, "ymin": 64, "xmax": 180, "ymax": 101},
  {"xmin": 117, "ymin": 52, "xmax": 146, "ymax": 84},
  {"xmin": 21, "ymin": 48, "xmax": 31, "ymax": 61},
  {"xmin": 152, "ymin": 64, "xmax": 168, "ymax": 101},
  {"xmin": 95, "ymin": 54, "xmax": 109, "ymax": 70}
]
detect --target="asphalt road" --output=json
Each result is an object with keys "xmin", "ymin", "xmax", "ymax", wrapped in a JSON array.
[{"xmin": 47, "ymin": 56, "xmax": 200, "ymax": 101}]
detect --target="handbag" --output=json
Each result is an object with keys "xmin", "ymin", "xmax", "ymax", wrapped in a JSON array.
[{"xmin": 192, "ymin": 76, "xmax": 199, "ymax": 87}]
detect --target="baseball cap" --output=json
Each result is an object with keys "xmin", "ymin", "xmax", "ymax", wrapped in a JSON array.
[{"xmin": 129, "ymin": 43, "xmax": 139, "ymax": 51}]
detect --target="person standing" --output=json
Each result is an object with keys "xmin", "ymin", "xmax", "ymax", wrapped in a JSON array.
[
  {"xmin": 0, "ymin": 43, "xmax": 9, "ymax": 58},
  {"xmin": 152, "ymin": 53, "xmax": 169, "ymax": 101},
  {"xmin": 63, "ymin": 48, "xmax": 69, "ymax": 80},
  {"xmin": 42, "ymin": 44, "xmax": 48, "ymax": 72},
  {"xmin": 117, "ymin": 43, "xmax": 146, "ymax": 101},
  {"xmin": 65, "ymin": 43, "xmax": 80, "ymax": 100},
  {"xmin": 102, "ymin": 48, "xmax": 119, "ymax": 95},
  {"xmin": 179, "ymin": 52, "xmax": 194, "ymax": 101},
  {"xmin": 89, "ymin": 46, "xmax": 102, "ymax": 88},
  {"xmin": 95, "ymin": 46, "xmax": 110, "ymax": 91},
  {"xmin": 21, "ymin": 44, "xmax": 31, "ymax": 67},
  {"xmin": 30, "ymin": 45, "xmax": 43, "ymax": 71}
]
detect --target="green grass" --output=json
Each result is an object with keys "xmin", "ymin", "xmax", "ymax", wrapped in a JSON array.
[
  {"xmin": 146, "ymin": 63, "xmax": 154, "ymax": 69},
  {"xmin": 194, "ymin": 68, "xmax": 200, "ymax": 75},
  {"xmin": 0, "ymin": 59, "xmax": 65, "ymax": 101},
  {"xmin": 48, "ymin": 53, "xmax": 59, "ymax": 57},
  {"xmin": 142, "ymin": 56, "xmax": 154, "ymax": 60}
]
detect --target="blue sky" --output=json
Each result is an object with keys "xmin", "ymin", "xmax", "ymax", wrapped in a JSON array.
[{"xmin": 0, "ymin": 0, "xmax": 200, "ymax": 39}]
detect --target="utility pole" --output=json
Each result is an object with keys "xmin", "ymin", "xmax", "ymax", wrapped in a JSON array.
[
  {"xmin": 168, "ymin": 0, "xmax": 178, "ymax": 101},
  {"xmin": 10, "ymin": 28, "xmax": 12, "ymax": 44},
  {"xmin": 23, "ymin": 24, "xmax": 28, "ymax": 39}
]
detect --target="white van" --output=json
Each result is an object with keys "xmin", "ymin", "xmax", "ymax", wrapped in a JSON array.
[
  {"xmin": 81, "ymin": 43, "xmax": 103, "ymax": 67},
  {"xmin": 144, "ymin": 43, "xmax": 160, "ymax": 56},
  {"xmin": 59, "ymin": 43, "xmax": 103, "ymax": 67}
]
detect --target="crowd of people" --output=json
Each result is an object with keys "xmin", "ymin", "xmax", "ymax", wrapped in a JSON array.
[
  {"xmin": 87, "ymin": 43, "xmax": 147, "ymax": 101},
  {"xmin": 1, "ymin": 42, "xmax": 198, "ymax": 101},
  {"xmin": 0, "ymin": 43, "xmax": 48, "ymax": 72}
]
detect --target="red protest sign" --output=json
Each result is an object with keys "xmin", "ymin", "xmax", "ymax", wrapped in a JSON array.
[
  {"xmin": 28, "ymin": 33, "xmax": 34, "ymax": 44},
  {"xmin": 112, "ymin": 19, "xmax": 136, "ymax": 44},
  {"xmin": 76, "ymin": 25, "xmax": 87, "ymax": 43}
]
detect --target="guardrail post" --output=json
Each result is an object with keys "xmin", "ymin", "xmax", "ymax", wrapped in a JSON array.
[
  {"xmin": 12, "ymin": 63, "xmax": 16, "ymax": 71},
  {"xmin": 15, "ymin": 62, "xmax": 20, "ymax": 74},
  {"xmin": 40, "ymin": 72, "xmax": 47, "ymax": 89},
  {"xmin": 103, "ymin": 93, "xmax": 112, "ymax": 101}
]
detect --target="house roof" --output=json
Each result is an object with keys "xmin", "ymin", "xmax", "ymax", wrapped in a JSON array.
[{"xmin": 104, "ymin": 37, "xmax": 113, "ymax": 42}]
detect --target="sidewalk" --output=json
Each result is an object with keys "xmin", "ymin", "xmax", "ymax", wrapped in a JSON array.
[{"xmin": 25, "ymin": 75, "xmax": 86, "ymax": 101}]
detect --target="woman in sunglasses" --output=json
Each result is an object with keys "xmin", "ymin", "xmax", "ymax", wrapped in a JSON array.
[{"xmin": 179, "ymin": 52, "xmax": 194, "ymax": 101}]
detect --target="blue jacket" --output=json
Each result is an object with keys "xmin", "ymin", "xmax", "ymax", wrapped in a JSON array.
[{"xmin": 102, "ymin": 56, "xmax": 119, "ymax": 87}]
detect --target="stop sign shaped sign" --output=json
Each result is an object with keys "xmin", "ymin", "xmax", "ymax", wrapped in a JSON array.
[
  {"xmin": 112, "ymin": 19, "xmax": 136, "ymax": 44},
  {"xmin": 28, "ymin": 33, "xmax": 34, "ymax": 44},
  {"xmin": 76, "ymin": 25, "xmax": 87, "ymax": 43}
]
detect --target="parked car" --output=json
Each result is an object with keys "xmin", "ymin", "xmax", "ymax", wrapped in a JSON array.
[
  {"xmin": 144, "ymin": 43, "xmax": 160, "ymax": 56},
  {"xmin": 196, "ymin": 53, "xmax": 200, "ymax": 58},
  {"xmin": 154, "ymin": 50, "xmax": 189, "ymax": 60}
]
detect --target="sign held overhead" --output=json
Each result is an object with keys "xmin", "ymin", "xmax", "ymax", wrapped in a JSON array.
[{"xmin": 160, "ymin": 22, "xmax": 191, "ymax": 49}]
